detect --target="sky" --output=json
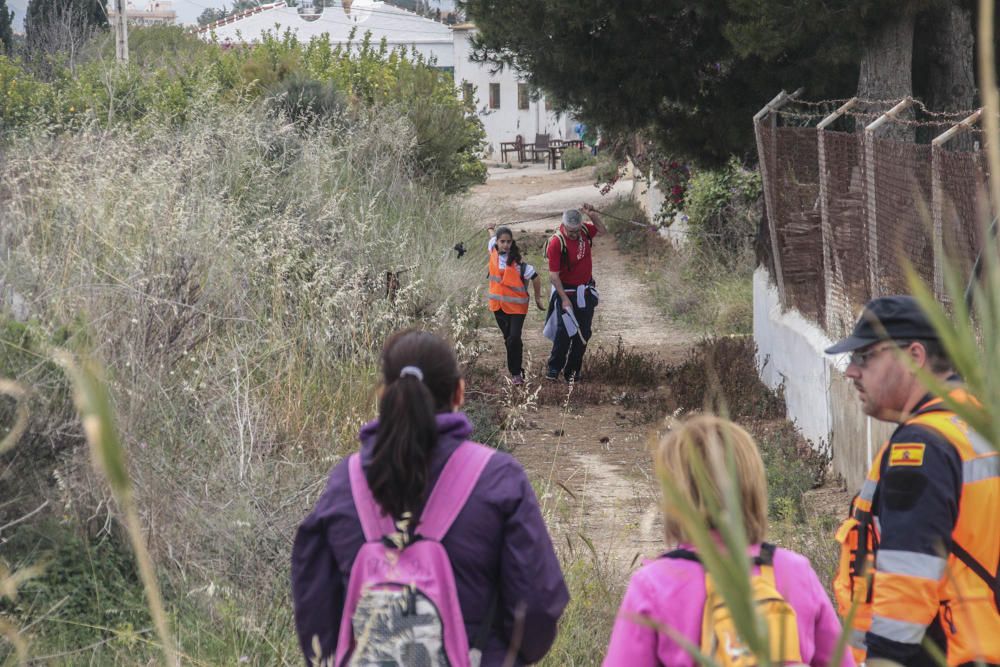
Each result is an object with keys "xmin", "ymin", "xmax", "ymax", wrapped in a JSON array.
[{"xmin": 8, "ymin": 0, "xmax": 455, "ymax": 33}]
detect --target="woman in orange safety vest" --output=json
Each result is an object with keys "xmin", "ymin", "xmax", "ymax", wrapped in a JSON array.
[{"xmin": 487, "ymin": 225, "xmax": 545, "ymax": 385}]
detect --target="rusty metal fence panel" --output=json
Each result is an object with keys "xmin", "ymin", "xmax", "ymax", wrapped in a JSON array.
[
  {"xmin": 871, "ymin": 139, "xmax": 934, "ymax": 296},
  {"xmin": 759, "ymin": 124, "xmax": 825, "ymax": 324},
  {"xmin": 822, "ymin": 130, "xmax": 867, "ymax": 338},
  {"xmin": 938, "ymin": 147, "xmax": 986, "ymax": 280},
  {"xmin": 755, "ymin": 106, "xmax": 987, "ymax": 339}
]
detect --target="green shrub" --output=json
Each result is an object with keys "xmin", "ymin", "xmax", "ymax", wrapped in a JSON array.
[
  {"xmin": 561, "ymin": 146, "xmax": 596, "ymax": 171},
  {"xmin": 684, "ymin": 157, "xmax": 762, "ymax": 265},
  {"xmin": 267, "ymin": 73, "xmax": 344, "ymax": 123},
  {"xmin": 0, "ymin": 56, "xmax": 51, "ymax": 131},
  {"xmin": 1, "ymin": 523, "xmax": 151, "ymax": 653},
  {"xmin": 0, "ymin": 27, "xmax": 487, "ymax": 192},
  {"xmin": 593, "ymin": 152, "xmax": 622, "ymax": 185},
  {"xmin": 756, "ymin": 421, "xmax": 830, "ymax": 522}
]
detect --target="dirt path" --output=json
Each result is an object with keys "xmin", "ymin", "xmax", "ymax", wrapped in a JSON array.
[{"xmin": 468, "ymin": 165, "xmax": 695, "ymax": 570}]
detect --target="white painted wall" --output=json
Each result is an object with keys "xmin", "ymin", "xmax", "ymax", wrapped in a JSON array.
[
  {"xmin": 201, "ymin": 0, "xmax": 455, "ymax": 68},
  {"xmin": 631, "ymin": 175, "xmax": 692, "ymax": 247},
  {"xmin": 452, "ymin": 26, "xmax": 578, "ymax": 157},
  {"xmin": 753, "ymin": 266, "xmax": 892, "ymax": 490},
  {"xmin": 754, "ymin": 267, "xmax": 835, "ymax": 447}
]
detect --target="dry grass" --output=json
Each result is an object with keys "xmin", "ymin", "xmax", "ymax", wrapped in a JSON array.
[
  {"xmin": 0, "ymin": 104, "xmax": 483, "ymax": 663},
  {"xmin": 601, "ymin": 195, "xmax": 755, "ymax": 335}
]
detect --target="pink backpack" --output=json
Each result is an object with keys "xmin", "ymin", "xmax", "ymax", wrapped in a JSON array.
[{"xmin": 335, "ymin": 441, "xmax": 495, "ymax": 667}]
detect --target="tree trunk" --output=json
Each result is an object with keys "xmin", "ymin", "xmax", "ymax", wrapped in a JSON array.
[
  {"xmin": 857, "ymin": 4, "xmax": 917, "ymax": 141},
  {"xmin": 919, "ymin": 2, "xmax": 976, "ymax": 149}
]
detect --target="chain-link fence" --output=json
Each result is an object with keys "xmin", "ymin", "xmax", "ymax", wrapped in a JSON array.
[{"xmin": 755, "ymin": 94, "xmax": 988, "ymax": 340}]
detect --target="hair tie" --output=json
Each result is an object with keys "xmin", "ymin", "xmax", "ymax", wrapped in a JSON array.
[{"xmin": 399, "ymin": 366, "xmax": 424, "ymax": 382}]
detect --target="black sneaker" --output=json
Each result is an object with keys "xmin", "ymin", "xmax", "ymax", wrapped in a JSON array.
[{"xmin": 544, "ymin": 372, "xmax": 560, "ymax": 382}]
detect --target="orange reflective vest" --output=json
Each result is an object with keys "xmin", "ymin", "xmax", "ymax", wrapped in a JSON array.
[
  {"xmin": 488, "ymin": 249, "xmax": 529, "ymax": 315},
  {"xmin": 834, "ymin": 390, "xmax": 1000, "ymax": 666}
]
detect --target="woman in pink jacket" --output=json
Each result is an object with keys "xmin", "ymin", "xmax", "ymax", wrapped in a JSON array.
[{"xmin": 603, "ymin": 415, "xmax": 854, "ymax": 667}]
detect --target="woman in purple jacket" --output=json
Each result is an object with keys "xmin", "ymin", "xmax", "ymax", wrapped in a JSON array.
[
  {"xmin": 603, "ymin": 415, "xmax": 853, "ymax": 667},
  {"xmin": 291, "ymin": 329, "xmax": 568, "ymax": 666}
]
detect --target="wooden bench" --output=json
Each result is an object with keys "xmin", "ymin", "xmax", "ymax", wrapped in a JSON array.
[{"xmin": 499, "ymin": 135, "xmax": 525, "ymax": 163}]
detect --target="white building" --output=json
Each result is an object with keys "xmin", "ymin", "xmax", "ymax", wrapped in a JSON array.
[
  {"xmin": 108, "ymin": 0, "xmax": 177, "ymax": 25},
  {"xmin": 198, "ymin": 0, "xmax": 454, "ymax": 68},
  {"xmin": 198, "ymin": 3, "xmax": 579, "ymax": 159},
  {"xmin": 451, "ymin": 23, "xmax": 578, "ymax": 158}
]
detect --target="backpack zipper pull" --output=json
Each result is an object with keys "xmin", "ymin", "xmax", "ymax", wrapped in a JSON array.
[
  {"xmin": 406, "ymin": 584, "xmax": 417, "ymax": 616},
  {"xmin": 942, "ymin": 600, "xmax": 957, "ymax": 634}
]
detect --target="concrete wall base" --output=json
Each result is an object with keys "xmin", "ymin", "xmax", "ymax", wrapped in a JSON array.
[{"xmin": 753, "ymin": 267, "xmax": 893, "ymax": 491}]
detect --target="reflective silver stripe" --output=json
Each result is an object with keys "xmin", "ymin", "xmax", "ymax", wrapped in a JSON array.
[
  {"xmin": 849, "ymin": 628, "xmax": 867, "ymax": 650},
  {"xmin": 488, "ymin": 294, "xmax": 529, "ymax": 304},
  {"xmin": 873, "ymin": 515, "xmax": 882, "ymax": 536},
  {"xmin": 968, "ymin": 428, "xmax": 996, "ymax": 456},
  {"xmin": 859, "ymin": 478, "xmax": 877, "ymax": 501},
  {"xmin": 876, "ymin": 550, "xmax": 947, "ymax": 580},
  {"xmin": 489, "ymin": 277, "xmax": 527, "ymax": 292},
  {"xmin": 869, "ymin": 616, "xmax": 926, "ymax": 645},
  {"xmin": 964, "ymin": 455, "xmax": 1000, "ymax": 483}
]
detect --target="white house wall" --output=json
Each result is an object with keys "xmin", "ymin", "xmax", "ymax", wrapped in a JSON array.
[
  {"xmin": 201, "ymin": 1, "xmax": 454, "ymax": 68},
  {"xmin": 753, "ymin": 266, "xmax": 893, "ymax": 490},
  {"xmin": 452, "ymin": 28, "xmax": 578, "ymax": 157}
]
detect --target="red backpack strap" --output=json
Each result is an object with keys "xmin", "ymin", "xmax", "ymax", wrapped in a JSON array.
[
  {"xmin": 348, "ymin": 453, "xmax": 396, "ymax": 542},
  {"xmin": 417, "ymin": 442, "xmax": 495, "ymax": 542}
]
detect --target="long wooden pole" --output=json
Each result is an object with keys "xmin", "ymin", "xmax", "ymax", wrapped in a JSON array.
[
  {"xmin": 753, "ymin": 89, "xmax": 802, "ymax": 307},
  {"xmin": 931, "ymin": 109, "xmax": 982, "ymax": 300},
  {"xmin": 115, "ymin": 0, "xmax": 129, "ymax": 64},
  {"xmin": 817, "ymin": 98, "xmax": 858, "ymax": 332}
]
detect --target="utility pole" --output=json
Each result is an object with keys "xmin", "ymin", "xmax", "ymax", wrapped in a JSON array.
[{"xmin": 113, "ymin": 0, "xmax": 128, "ymax": 63}]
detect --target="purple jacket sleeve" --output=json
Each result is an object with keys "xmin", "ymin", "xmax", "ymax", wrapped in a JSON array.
[
  {"xmin": 498, "ymin": 464, "xmax": 569, "ymax": 663},
  {"xmin": 291, "ymin": 505, "xmax": 343, "ymax": 665},
  {"xmin": 603, "ymin": 573, "xmax": 660, "ymax": 667}
]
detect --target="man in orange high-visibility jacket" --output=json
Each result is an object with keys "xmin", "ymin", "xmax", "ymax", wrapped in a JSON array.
[{"xmin": 825, "ymin": 295, "xmax": 1000, "ymax": 667}]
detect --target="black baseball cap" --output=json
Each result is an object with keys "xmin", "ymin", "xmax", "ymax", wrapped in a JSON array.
[{"xmin": 824, "ymin": 295, "xmax": 939, "ymax": 355}]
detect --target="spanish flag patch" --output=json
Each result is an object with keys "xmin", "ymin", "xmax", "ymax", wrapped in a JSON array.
[{"xmin": 888, "ymin": 443, "xmax": 925, "ymax": 467}]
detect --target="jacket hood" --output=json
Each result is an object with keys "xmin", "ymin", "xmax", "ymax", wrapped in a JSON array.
[{"xmin": 358, "ymin": 411, "xmax": 474, "ymax": 460}]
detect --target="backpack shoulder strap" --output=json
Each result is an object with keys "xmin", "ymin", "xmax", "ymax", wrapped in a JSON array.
[
  {"xmin": 951, "ymin": 539, "xmax": 1000, "ymax": 610},
  {"xmin": 662, "ymin": 548, "xmax": 701, "ymax": 563},
  {"xmin": 755, "ymin": 542, "xmax": 779, "ymax": 586},
  {"xmin": 348, "ymin": 453, "xmax": 396, "ymax": 542},
  {"xmin": 551, "ymin": 231, "xmax": 567, "ymax": 257},
  {"xmin": 754, "ymin": 542, "xmax": 777, "ymax": 566},
  {"xmin": 418, "ymin": 442, "xmax": 495, "ymax": 541}
]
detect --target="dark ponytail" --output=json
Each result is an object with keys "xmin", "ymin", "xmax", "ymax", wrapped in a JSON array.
[
  {"xmin": 367, "ymin": 329, "xmax": 462, "ymax": 520},
  {"xmin": 495, "ymin": 226, "xmax": 523, "ymax": 267}
]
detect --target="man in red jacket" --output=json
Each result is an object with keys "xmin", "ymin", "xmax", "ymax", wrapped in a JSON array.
[{"xmin": 544, "ymin": 204, "xmax": 606, "ymax": 382}]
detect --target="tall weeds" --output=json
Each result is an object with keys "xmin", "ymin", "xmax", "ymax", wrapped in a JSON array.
[{"xmin": 0, "ymin": 102, "xmax": 481, "ymax": 662}]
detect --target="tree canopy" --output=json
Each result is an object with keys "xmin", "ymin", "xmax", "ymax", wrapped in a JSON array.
[
  {"xmin": 24, "ymin": 0, "xmax": 107, "ymax": 56},
  {"xmin": 461, "ymin": 0, "xmax": 975, "ymax": 164},
  {"xmin": 0, "ymin": 0, "xmax": 13, "ymax": 55}
]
